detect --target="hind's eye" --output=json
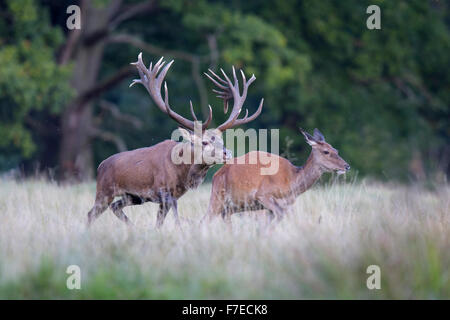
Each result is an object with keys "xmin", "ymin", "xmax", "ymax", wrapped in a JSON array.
[
  {"xmin": 202, "ymin": 141, "xmax": 208, "ymax": 146},
  {"xmin": 323, "ymin": 151, "xmax": 329, "ymax": 155}
]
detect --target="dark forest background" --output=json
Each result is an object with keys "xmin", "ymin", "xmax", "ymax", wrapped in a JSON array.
[{"xmin": 0, "ymin": 0, "xmax": 449, "ymax": 182}]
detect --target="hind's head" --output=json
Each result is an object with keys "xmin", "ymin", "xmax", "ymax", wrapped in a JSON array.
[{"xmin": 300, "ymin": 128, "xmax": 350, "ymax": 174}]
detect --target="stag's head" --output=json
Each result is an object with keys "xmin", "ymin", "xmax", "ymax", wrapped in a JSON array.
[
  {"xmin": 175, "ymin": 127, "xmax": 231, "ymax": 164},
  {"xmin": 130, "ymin": 53, "xmax": 263, "ymax": 165},
  {"xmin": 300, "ymin": 128, "xmax": 350, "ymax": 174}
]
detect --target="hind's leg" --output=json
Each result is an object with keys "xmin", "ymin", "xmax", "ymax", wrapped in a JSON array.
[
  {"xmin": 87, "ymin": 194, "xmax": 113, "ymax": 226},
  {"xmin": 202, "ymin": 189, "xmax": 227, "ymax": 223},
  {"xmin": 257, "ymin": 197, "xmax": 285, "ymax": 222},
  {"xmin": 221, "ymin": 208, "xmax": 233, "ymax": 231}
]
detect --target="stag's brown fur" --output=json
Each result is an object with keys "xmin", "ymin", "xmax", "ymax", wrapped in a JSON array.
[{"xmin": 88, "ymin": 140, "xmax": 211, "ymax": 226}]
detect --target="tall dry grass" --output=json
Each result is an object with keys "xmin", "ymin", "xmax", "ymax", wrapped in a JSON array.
[{"xmin": 0, "ymin": 177, "xmax": 448, "ymax": 299}]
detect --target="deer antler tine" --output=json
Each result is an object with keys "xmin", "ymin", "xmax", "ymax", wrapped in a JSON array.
[
  {"xmin": 248, "ymin": 74, "xmax": 256, "ymax": 86},
  {"xmin": 207, "ymin": 69, "xmax": 227, "ymax": 84},
  {"xmin": 204, "ymin": 72, "xmax": 228, "ymax": 90},
  {"xmin": 189, "ymin": 100, "xmax": 198, "ymax": 121},
  {"xmin": 156, "ymin": 60, "xmax": 174, "ymax": 83},
  {"xmin": 240, "ymin": 69, "xmax": 246, "ymax": 84},
  {"xmin": 154, "ymin": 56, "xmax": 164, "ymax": 70},
  {"xmin": 212, "ymin": 89, "xmax": 228, "ymax": 95},
  {"xmin": 163, "ymin": 82, "xmax": 176, "ymax": 118},
  {"xmin": 136, "ymin": 52, "xmax": 143, "ymax": 64},
  {"xmin": 232, "ymin": 66, "xmax": 238, "ymax": 85},
  {"xmin": 240, "ymin": 109, "xmax": 249, "ymax": 121},
  {"xmin": 129, "ymin": 79, "xmax": 142, "ymax": 87},
  {"xmin": 137, "ymin": 52, "xmax": 146, "ymax": 70},
  {"xmin": 156, "ymin": 61, "xmax": 166, "ymax": 74},
  {"xmin": 241, "ymin": 74, "xmax": 256, "ymax": 97},
  {"xmin": 202, "ymin": 105, "xmax": 213, "ymax": 130},
  {"xmin": 164, "ymin": 81, "xmax": 169, "ymax": 106},
  {"xmin": 220, "ymin": 68, "xmax": 233, "ymax": 88}
]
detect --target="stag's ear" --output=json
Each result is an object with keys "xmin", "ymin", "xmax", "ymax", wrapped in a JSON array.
[
  {"xmin": 299, "ymin": 128, "xmax": 317, "ymax": 146},
  {"xmin": 313, "ymin": 128, "xmax": 325, "ymax": 142},
  {"xmin": 178, "ymin": 127, "xmax": 193, "ymax": 143}
]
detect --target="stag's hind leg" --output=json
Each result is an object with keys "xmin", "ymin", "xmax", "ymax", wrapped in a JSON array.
[
  {"xmin": 87, "ymin": 193, "xmax": 113, "ymax": 226},
  {"xmin": 109, "ymin": 193, "xmax": 144, "ymax": 225}
]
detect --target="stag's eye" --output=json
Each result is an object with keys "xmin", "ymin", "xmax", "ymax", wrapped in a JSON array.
[
  {"xmin": 323, "ymin": 151, "xmax": 329, "ymax": 155},
  {"xmin": 202, "ymin": 141, "xmax": 208, "ymax": 146}
]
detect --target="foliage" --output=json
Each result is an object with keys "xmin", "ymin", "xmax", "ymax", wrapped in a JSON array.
[
  {"xmin": 0, "ymin": 0, "xmax": 448, "ymax": 181},
  {"xmin": 0, "ymin": 0, "xmax": 73, "ymax": 169}
]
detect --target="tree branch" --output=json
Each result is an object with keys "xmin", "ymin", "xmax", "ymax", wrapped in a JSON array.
[
  {"xmin": 108, "ymin": 33, "xmax": 197, "ymax": 62},
  {"xmin": 76, "ymin": 65, "xmax": 134, "ymax": 109},
  {"xmin": 89, "ymin": 127, "xmax": 127, "ymax": 152},
  {"xmin": 99, "ymin": 100, "xmax": 143, "ymax": 129},
  {"xmin": 109, "ymin": 0, "xmax": 158, "ymax": 30}
]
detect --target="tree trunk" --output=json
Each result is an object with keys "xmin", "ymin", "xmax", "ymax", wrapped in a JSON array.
[
  {"xmin": 58, "ymin": 3, "xmax": 111, "ymax": 181},
  {"xmin": 59, "ymin": 101, "xmax": 95, "ymax": 181},
  {"xmin": 57, "ymin": 1, "xmax": 158, "ymax": 181}
]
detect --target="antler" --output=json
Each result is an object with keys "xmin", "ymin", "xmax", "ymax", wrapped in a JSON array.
[
  {"xmin": 205, "ymin": 66, "xmax": 264, "ymax": 132},
  {"xmin": 130, "ymin": 53, "xmax": 212, "ymax": 131}
]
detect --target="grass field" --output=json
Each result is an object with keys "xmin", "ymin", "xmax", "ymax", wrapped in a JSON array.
[{"xmin": 0, "ymin": 177, "xmax": 449, "ymax": 299}]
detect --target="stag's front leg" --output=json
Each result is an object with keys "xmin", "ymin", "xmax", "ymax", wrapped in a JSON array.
[
  {"xmin": 169, "ymin": 198, "xmax": 183, "ymax": 228},
  {"xmin": 156, "ymin": 201, "xmax": 171, "ymax": 228}
]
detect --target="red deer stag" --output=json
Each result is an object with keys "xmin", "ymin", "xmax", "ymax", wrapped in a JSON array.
[
  {"xmin": 87, "ymin": 53, "xmax": 263, "ymax": 227},
  {"xmin": 205, "ymin": 128, "xmax": 350, "ymax": 223}
]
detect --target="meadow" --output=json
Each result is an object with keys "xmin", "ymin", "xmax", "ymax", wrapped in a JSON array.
[{"xmin": 0, "ymin": 177, "xmax": 448, "ymax": 299}]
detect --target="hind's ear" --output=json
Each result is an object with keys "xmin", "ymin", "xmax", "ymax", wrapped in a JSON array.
[
  {"xmin": 299, "ymin": 128, "xmax": 317, "ymax": 146},
  {"xmin": 313, "ymin": 128, "xmax": 325, "ymax": 142}
]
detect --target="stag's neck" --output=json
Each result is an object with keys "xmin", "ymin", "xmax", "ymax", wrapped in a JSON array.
[
  {"xmin": 185, "ymin": 163, "xmax": 211, "ymax": 189},
  {"xmin": 292, "ymin": 152, "xmax": 324, "ymax": 195},
  {"xmin": 167, "ymin": 142, "xmax": 211, "ymax": 192}
]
